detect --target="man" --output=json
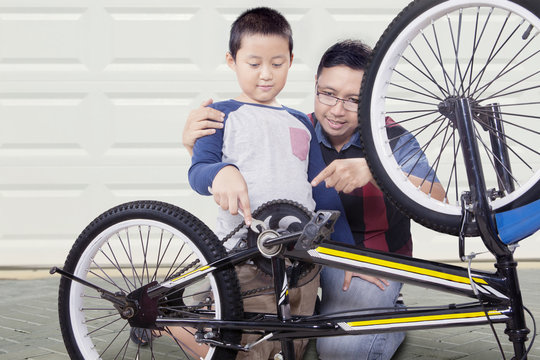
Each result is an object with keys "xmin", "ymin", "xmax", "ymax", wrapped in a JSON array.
[{"xmin": 183, "ymin": 39, "xmax": 445, "ymax": 360}]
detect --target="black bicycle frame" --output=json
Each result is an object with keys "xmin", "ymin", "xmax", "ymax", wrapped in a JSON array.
[
  {"xmin": 141, "ymin": 97, "xmax": 530, "ymax": 359},
  {"xmin": 148, "ymin": 236, "xmax": 512, "ymax": 344}
]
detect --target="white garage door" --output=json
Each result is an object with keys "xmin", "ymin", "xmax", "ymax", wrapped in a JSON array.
[{"xmin": 1, "ymin": 0, "xmax": 538, "ymax": 268}]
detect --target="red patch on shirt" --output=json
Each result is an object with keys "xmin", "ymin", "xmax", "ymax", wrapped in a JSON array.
[{"xmin": 289, "ymin": 127, "xmax": 310, "ymax": 161}]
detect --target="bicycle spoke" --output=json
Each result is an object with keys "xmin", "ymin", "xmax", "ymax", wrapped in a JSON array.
[
  {"xmin": 389, "ymin": 81, "xmax": 443, "ymax": 101},
  {"xmin": 87, "ymin": 315, "xmax": 125, "ymax": 336},
  {"xmin": 122, "ymin": 230, "xmax": 142, "ymax": 288},
  {"xmin": 447, "ymin": 10, "xmax": 466, "ymax": 95},
  {"xmin": 473, "ymin": 108, "xmax": 540, "ymax": 128},
  {"xmin": 399, "ymin": 52, "xmax": 449, "ymax": 98},
  {"xmin": 138, "ymin": 225, "xmax": 151, "ymax": 285},
  {"xmin": 477, "ymin": 70, "xmax": 540, "ymax": 103},
  {"xmin": 165, "ymin": 327, "xmax": 203, "ymax": 359},
  {"xmin": 465, "ymin": 7, "xmax": 482, "ymax": 97},
  {"xmin": 106, "ymin": 241, "xmax": 137, "ymax": 292},
  {"xmin": 499, "ymin": 101, "xmax": 540, "ymax": 107},
  {"xmin": 422, "ymin": 123, "xmax": 453, "ymax": 192},
  {"xmin": 164, "ymin": 247, "xmax": 192, "ymax": 282},
  {"xmin": 385, "ymin": 96, "xmax": 439, "ymax": 107},
  {"xmin": 470, "ymin": 10, "xmax": 512, "ymax": 96},
  {"xmin": 96, "ymin": 246, "xmax": 134, "ymax": 292},
  {"xmin": 473, "ymin": 36, "xmax": 540, "ymax": 99},
  {"xmin": 151, "ymin": 229, "xmax": 165, "ymax": 283},
  {"xmin": 429, "ymin": 19, "xmax": 454, "ymax": 94},
  {"xmin": 398, "ymin": 118, "xmax": 447, "ymax": 177},
  {"xmin": 155, "ymin": 233, "xmax": 176, "ymax": 280},
  {"xmin": 113, "ymin": 336, "xmax": 130, "ymax": 360},
  {"xmin": 88, "ymin": 266, "xmax": 128, "ymax": 294},
  {"xmin": 85, "ymin": 312, "xmax": 121, "ymax": 323},
  {"xmin": 98, "ymin": 322, "xmax": 129, "ymax": 358}
]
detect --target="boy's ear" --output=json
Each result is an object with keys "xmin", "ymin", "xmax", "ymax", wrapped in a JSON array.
[
  {"xmin": 226, "ymin": 52, "xmax": 235, "ymax": 70},
  {"xmin": 289, "ymin": 53, "xmax": 294, "ymax": 67}
]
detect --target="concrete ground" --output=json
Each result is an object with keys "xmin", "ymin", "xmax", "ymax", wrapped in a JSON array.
[{"xmin": 0, "ymin": 263, "xmax": 539, "ymax": 360}]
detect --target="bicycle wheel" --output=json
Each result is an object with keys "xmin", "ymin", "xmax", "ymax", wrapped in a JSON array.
[
  {"xmin": 58, "ymin": 201, "xmax": 242, "ymax": 360},
  {"xmin": 360, "ymin": 0, "xmax": 540, "ymax": 235}
]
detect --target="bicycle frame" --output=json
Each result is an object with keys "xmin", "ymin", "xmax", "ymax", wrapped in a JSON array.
[
  {"xmin": 131, "ymin": 228, "xmax": 518, "ymax": 360},
  {"xmin": 135, "ymin": 97, "xmax": 531, "ymax": 359}
]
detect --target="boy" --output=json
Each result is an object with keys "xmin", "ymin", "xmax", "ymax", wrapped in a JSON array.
[
  {"xmin": 188, "ymin": 7, "xmax": 354, "ymax": 360},
  {"xmin": 185, "ymin": 39, "xmax": 445, "ymax": 360}
]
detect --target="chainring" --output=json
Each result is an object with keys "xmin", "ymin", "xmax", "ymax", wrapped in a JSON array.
[{"xmin": 246, "ymin": 200, "xmax": 316, "ymax": 286}]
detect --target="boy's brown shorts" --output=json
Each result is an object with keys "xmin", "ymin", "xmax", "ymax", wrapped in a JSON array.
[{"xmin": 235, "ymin": 263, "xmax": 320, "ymax": 360}]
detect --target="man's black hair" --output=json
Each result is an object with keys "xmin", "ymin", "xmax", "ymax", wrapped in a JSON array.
[
  {"xmin": 316, "ymin": 40, "xmax": 371, "ymax": 77},
  {"xmin": 229, "ymin": 7, "xmax": 293, "ymax": 60}
]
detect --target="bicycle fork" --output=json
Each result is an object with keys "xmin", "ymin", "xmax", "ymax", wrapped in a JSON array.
[{"xmin": 454, "ymin": 97, "xmax": 530, "ymax": 360}]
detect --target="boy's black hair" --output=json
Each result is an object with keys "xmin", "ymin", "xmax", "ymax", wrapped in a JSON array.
[
  {"xmin": 316, "ymin": 40, "xmax": 372, "ymax": 77},
  {"xmin": 229, "ymin": 7, "xmax": 293, "ymax": 60}
]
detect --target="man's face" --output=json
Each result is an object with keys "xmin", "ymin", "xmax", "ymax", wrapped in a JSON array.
[
  {"xmin": 227, "ymin": 34, "xmax": 292, "ymax": 107},
  {"xmin": 314, "ymin": 65, "xmax": 364, "ymax": 151}
]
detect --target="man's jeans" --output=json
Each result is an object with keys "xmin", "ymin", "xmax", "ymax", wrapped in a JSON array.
[{"xmin": 317, "ymin": 266, "xmax": 405, "ymax": 360}]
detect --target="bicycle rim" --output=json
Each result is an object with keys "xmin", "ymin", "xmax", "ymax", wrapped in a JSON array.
[{"xmin": 361, "ymin": 0, "xmax": 540, "ymax": 234}]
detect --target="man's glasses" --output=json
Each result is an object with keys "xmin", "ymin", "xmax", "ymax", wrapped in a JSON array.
[{"xmin": 316, "ymin": 90, "xmax": 359, "ymax": 112}]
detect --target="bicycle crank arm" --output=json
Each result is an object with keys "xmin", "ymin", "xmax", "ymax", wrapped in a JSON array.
[{"xmin": 50, "ymin": 266, "xmax": 126, "ymax": 307}]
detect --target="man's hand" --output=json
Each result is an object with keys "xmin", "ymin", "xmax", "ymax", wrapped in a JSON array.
[
  {"xmin": 343, "ymin": 270, "xmax": 390, "ymax": 291},
  {"xmin": 210, "ymin": 166, "xmax": 252, "ymax": 226},
  {"xmin": 311, "ymin": 158, "xmax": 377, "ymax": 193},
  {"xmin": 182, "ymin": 99, "xmax": 225, "ymax": 156}
]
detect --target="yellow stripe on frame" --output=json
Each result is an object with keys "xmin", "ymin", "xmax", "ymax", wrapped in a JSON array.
[
  {"xmin": 171, "ymin": 265, "xmax": 210, "ymax": 282},
  {"xmin": 316, "ymin": 247, "xmax": 487, "ymax": 285},
  {"xmin": 347, "ymin": 310, "xmax": 503, "ymax": 327}
]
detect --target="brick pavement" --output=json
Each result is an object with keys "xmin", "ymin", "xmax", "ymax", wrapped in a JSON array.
[{"xmin": 0, "ymin": 266, "xmax": 539, "ymax": 360}]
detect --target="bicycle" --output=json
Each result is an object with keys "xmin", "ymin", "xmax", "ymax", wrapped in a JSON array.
[{"xmin": 51, "ymin": 0, "xmax": 540, "ymax": 359}]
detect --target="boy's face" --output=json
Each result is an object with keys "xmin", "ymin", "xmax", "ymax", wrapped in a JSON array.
[
  {"xmin": 227, "ymin": 34, "xmax": 292, "ymax": 106},
  {"xmin": 314, "ymin": 65, "xmax": 364, "ymax": 152}
]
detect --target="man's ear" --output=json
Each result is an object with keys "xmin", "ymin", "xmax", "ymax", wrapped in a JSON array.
[{"xmin": 226, "ymin": 52, "xmax": 235, "ymax": 70}]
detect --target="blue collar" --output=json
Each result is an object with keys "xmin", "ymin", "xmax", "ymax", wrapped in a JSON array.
[{"xmin": 312, "ymin": 113, "xmax": 361, "ymax": 151}]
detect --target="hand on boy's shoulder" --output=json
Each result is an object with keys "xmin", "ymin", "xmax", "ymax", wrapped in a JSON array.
[
  {"xmin": 210, "ymin": 165, "xmax": 253, "ymax": 225},
  {"xmin": 183, "ymin": 98, "xmax": 225, "ymax": 155}
]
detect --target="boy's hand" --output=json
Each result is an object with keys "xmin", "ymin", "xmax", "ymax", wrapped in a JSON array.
[
  {"xmin": 182, "ymin": 98, "xmax": 225, "ymax": 156},
  {"xmin": 211, "ymin": 166, "xmax": 253, "ymax": 225},
  {"xmin": 342, "ymin": 270, "xmax": 390, "ymax": 291},
  {"xmin": 311, "ymin": 158, "xmax": 377, "ymax": 193}
]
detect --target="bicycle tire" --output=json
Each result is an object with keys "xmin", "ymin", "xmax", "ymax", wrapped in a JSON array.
[
  {"xmin": 360, "ymin": 0, "xmax": 540, "ymax": 235},
  {"xmin": 58, "ymin": 200, "xmax": 242, "ymax": 360}
]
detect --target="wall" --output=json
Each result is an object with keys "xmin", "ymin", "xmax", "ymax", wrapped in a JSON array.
[{"xmin": 0, "ymin": 0, "xmax": 538, "ymax": 268}]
